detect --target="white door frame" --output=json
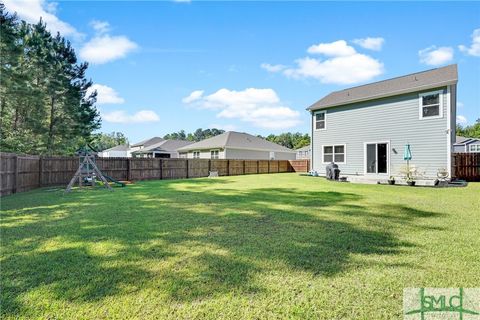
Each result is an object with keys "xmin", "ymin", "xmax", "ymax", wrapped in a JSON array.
[{"xmin": 363, "ymin": 141, "xmax": 391, "ymax": 175}]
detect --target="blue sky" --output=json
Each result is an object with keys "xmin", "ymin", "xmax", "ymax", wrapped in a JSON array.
[{"xmin": 4, "ymin": 1, "xmax": 480, "ymax": 143}]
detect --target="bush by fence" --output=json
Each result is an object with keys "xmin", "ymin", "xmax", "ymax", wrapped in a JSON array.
[{"xmin": 0, "ymin": 152, "xmax": 310, "ymax": 196}]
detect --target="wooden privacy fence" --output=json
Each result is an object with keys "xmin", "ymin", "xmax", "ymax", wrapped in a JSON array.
[
  {"xmin": 452, "ymin": 153, "xmax": 480, "ymax": 182},
  {"xmin": 0, "ymin": 152, "xmax": 310, "ymax": 196}
]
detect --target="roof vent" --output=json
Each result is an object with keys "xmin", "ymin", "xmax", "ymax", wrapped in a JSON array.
[{"xmin": 414, "ymin": 76, "xmax": 418, "ymax": 81}]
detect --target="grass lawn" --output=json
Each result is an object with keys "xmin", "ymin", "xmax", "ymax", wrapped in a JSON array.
[{"xmin": 1, "ymin": 173, "xmax": 479, "ymax": 319}]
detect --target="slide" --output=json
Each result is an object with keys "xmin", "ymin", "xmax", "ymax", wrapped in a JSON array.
[{"xmin": 103, "ymin": 174, "xmax": 126, "ymax": 187}]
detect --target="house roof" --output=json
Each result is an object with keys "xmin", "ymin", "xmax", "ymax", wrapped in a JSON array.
[
  {"xmin": 102, "ymin": 144, "xmax": 129, "ymax": 152},
  {"xmin": 177, "ymin": 131, "xmax": 296, "ymax": 153},
  {"xmin": 132, "ymin": 140, "xmax": 194, "ymax": 154},
  {"xmin": 295, "ymin": 145, "xmax": 311, "ymax": 152},
  {"xmin": 308, "ymin": 64, "xmax": 458, "ymax": 111},
  {"xmin": 454, "ymin": 136, "xmax": 480, "ymax": 145},
  {"xmin": 131, "ymin": 136, "xmax": 164, "ymax": 147}
]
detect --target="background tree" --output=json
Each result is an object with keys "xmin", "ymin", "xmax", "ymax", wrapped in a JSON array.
[
  {"xmin": 457, "ymin": 119, "xmax": 480, "ymax": 139},
  {"xmin": 0, "ymin": 6, "xmax": 100, "ymax": 155},
  {"xmin": 261, "ymin": 132, "xmax": 310, "ymax": 149},
  {"xmin": 163, "ymin": 128, "xmax": 225, "ymax": 142},
  {"xmin": 90, "ymin": 132, "xmax": 129, "ymax": 151}
]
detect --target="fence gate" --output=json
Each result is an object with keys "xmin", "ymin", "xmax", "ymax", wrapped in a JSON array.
[{"xmin": 453, "ymin": 153, "xmax": 480, "ymax": 181}]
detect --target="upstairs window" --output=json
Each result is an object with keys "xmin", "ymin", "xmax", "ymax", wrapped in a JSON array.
[
  {"xmin": 323, "ymin": 145, "xmax": 346, "ymax": 163},
  {"xmin": 210, "ymin": 150, "xmax": 219, "ymax": 159},
  {"xmin": 315, "ymin": 111, "xmax": 326, "ymax": 130},
  {"xmin": 193, "ymin": 151, "xmax": 200, "ymax": 159},
  {"xmin": 419, "ymin": 91, "xmax": 443, "ymax": 119}
]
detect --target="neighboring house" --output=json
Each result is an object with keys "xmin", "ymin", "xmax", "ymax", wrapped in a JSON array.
[
  {"xmin": 296, "ymin": 145, "xmax": 311, "ymax": 160},
  {"xmin": 129, "ymin": 137, "xmax": 165, "ymax": 154},
  {"xmin": 453, "ymin": 136, "xmax": 480, "ymax": 153},
  {"xmin": 131, "ymin": 139, "xmax": 194, "ymax": 158},
  {"xmin": 177, "ymin": 131, "xmax": 296, "ymax": 160},
  {"xmin": 308, "ymin": 64, "xmax": 458, "ymax": 179},
  {"xmin": 98, "ymin": 145, "xmax": 130, "ymax": 158}
]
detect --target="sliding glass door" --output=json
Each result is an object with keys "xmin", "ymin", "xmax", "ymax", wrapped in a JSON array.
[{"xmin": 365, "ymin": 142, "xmax": 388, "ymax": 174}]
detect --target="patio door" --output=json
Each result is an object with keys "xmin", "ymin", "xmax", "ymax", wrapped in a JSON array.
[{"xmin": 365, "ymin": 142, "xmax": 389, "ymax": 174}]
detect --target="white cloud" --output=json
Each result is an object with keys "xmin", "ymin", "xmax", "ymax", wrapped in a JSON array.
[
  {"xmin": 263, "ymin": 39, "xmax": 384, "ymax": 85},
  {"xmin": 3, "ymin": 0, "xmax": 83, "ymax": 40},
  {"xmin": 183, "ymin": 88, "xmax": 301, "ymax": 129},
  {"xmin": 261, "ymin": 63, "xmax": 286, "ymax": 73},
  {"xmin": 284, "ymin": 54, "xmax": 383, "ymax": 85},
  {"xmin": 457, "ymin": 115, "xmax": 468, "ymax": 124},
  {"xmin": 182, "ymin": 90, "xmax": 204, "ymax": 103},
  {"xmin": 173, "ymin": 0, "xmax": 191, "ymax": 2},
  {"xmin": 87, "ymin": 84, "xmax": 125, "ymax": 105},
  {"xmin": 459, "ymin": 28, "xmax": 480, "ymax": 57},
  {"xmin": 353, "ymin": 37, "xmax": 385, "ymax": 51},
  {"xmin": 307, "ymin": 40, "xmax": 356, "ymax": 56},
  {"xmin": 102, "ymin": 110, "xmax": 160, "ymax": 123},
  {"xmin": 90, "ymin": 20, "xmax": 110, "ymax": 34},
  {"xmin": 419, "ymin": 46, "xmax": 454, "ymax": 66},
  {"xmin": 80, "ymin": 35, "xmax": 138, "ymax": 64}
]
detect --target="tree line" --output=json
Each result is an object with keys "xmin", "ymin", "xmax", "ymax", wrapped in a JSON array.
[
  {"xmin": 163, "ymin": 128, "xmax": 310, "ymax": 149},
  {"xmin": 457, "ymin": 119, "xmax": 480, "ymax": 139},
  {"xmin": 0, "ymin": 6, "xmax": 100, "ymax": 155}
]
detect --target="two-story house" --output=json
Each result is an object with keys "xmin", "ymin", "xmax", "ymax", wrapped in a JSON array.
[{"xmin": 308, "ymin": 64, "xmax": 458, "ymax": 180}]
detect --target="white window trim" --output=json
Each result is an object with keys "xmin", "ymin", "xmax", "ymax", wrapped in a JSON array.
[
  {"xmin": 210, "ymin": 149, "xmax": 220, "ymax": 159},
  {"xmin": 469, "ymin": 144, "xmax": 480, "ymax": 153},
  {"xmin": 314, "ymin": 110, "xmax": 327, "ymax": 131},
  {"xmin": 321, "ymin": 144, "xmax": 346, "ymax": 164},
  {"xmin": 363, "ymin": 141, "xmax": 390, "ymax": 175},
  {"xmin": 419, "ymin": 90, "xmax": 443, "ymax": 120},
  {"xmin": 192, "ymin": 150, "xmax": 201, "ymax": 159}
]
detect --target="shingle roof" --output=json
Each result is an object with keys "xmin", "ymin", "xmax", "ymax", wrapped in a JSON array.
[
  {"xmin": 454, "ymin": 136, "xmax": 480, "ymax": 145},
  {"xmin": 132, "ymin": 140, "xmax": 193, "ymax": 153},
  {"xmin": 295, "ymin": 145, "xmax": 311, "ymax": 152},
  {"xmin": 177, "ymin": 131, "xmax": 295, "ymax": 153},
  {"xmin": 131, "ymin": 136, "xmax": 164, "ymax": 147},
  {"xmin": 102, "ymin": 144, "xmax": 129, "ymax": 152},
  {"xmin": 308, "ymin": 64, "xmax": 458, "ymax": 111}
]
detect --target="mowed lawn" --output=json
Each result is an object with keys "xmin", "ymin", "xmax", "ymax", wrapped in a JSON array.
[{"xmin": 1, "ymin": 173, "xmax": 479, "ymax": 319}]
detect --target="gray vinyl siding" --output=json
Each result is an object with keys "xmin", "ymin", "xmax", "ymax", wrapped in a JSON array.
[
  {"xmin": 453, "ymin": 145, "xmax": 467, "ymax": 153},
  {"xmin": 312, "ymin": 86, "xmax": 451, "ymax": 178},
  {"xmin": 186, "ymin": 149, "xmax": 225, "ymax": 159},
  {"xmin": 225, "ymin": 148, "xmax": 296, "ymax": 160},
  {"xmin": 454, "ymin": 140, "xmax": 480, "ymax": 153}
]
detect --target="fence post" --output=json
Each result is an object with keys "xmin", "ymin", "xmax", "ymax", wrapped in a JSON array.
[
  {"xmin": 267, "ymin": 160, "xmax": 270, "ymax": 174},
  {"xmin": 227, "ymin": 159, "xmax": 230, "ymax": 176},
  {"xmin": 127, "ymin": 158, "xmax": 132, "ymax": 181},
  {"xmin": 208, "ymin": 159, "xmax": 211, "ymax": 174},
  {"xmin": 159, "ymin": 159, "xmax": 163, "ymax": 180},
  {"xmin": 186, "ymin": 159, "xmax": 189, "ymax": 179},
  {"xmin": 13, "ymin": 155, "xmax": 19, "ymax": 194},
  {"xmin": 39, "ymin": 156, "xmax": 43, "ymax": 187},
  {"xmin": 256, "ymin": 160, "xmax": 259, "ymax": 174}
]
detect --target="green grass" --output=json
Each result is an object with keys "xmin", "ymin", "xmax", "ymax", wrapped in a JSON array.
[{"xmin": 1, "ymin": 173, "xmax": 479, "ymax": 319}]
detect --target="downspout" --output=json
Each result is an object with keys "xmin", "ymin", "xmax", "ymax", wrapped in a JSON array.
[
  {"xmin": 310, "ymin": 110, "xmax": 314, "ymax": 172},
  {"xmin": 446, "ymin": 85, "xmax": 452, "ymax": 179}
]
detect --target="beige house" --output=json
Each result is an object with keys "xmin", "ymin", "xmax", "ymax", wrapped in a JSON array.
[{"xmin": 177, "ymin": 131, "xmax": 296, "ymax": 160}]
